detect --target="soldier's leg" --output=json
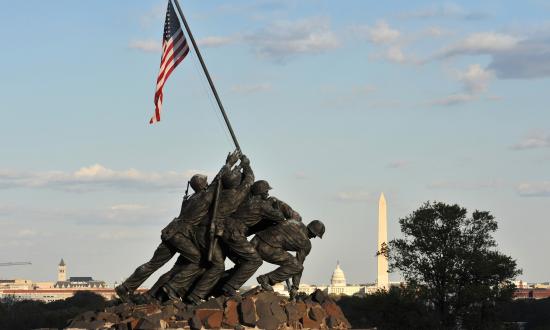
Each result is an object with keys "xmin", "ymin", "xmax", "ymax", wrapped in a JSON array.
[
  {"xmin": 147, "ymin": 255, "xmax": 189, "ymax": 298},
  {"xmin": 222, "ymin": 233, "xmax": 263, "ymax": 292},
  {"xmin": 186, "ymin": 239, "xmax": 225, "ymax": 300},
  {"xmin": 254, "ymin": 238, "xmax": 302, "ymax": 285},
  {"xmin": 162, "ymin": 232, "xmax": 204, "ymax": 298},
  {"xmin": 121, "ymin": 241, "xmax": 176, "ymax": 292}
]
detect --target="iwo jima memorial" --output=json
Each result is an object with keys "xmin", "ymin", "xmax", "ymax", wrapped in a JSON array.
[{"xmin": 66, "ymin": 0, "xmax": 351, "ymax": 329}]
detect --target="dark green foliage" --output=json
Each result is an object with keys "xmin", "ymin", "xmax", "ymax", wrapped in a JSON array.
[
  {"xmin": 337, "ymin": 287, "xmax": 439, "ymax": 330},
  {"xmin": 386, "ymin": 202, "xmax": 521, "ymax": 329},
  {"xmin": 337, "ymin": 293, "xmax": 550, "ymax": 330},
  {"xmin": 0, "ymin": 291, "xmax": 106, "ymax": 330},
  {"xmin": 499, "ymin": 298, "xmax": 550, "ymax": 330}
]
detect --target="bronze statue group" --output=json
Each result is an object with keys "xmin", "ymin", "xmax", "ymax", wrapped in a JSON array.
[{"xmin": 115, "ymin": 151, "xmax": 325, "ymax": 305}]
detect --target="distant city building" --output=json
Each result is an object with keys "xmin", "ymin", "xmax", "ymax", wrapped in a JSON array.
[
  {"xmin": 0, "ymin": 258, "xmax": 128, "ymax": 302},
  {"xmin": 58, "ymin": 258, "xmax": 67, "ymax": 281},
  {"xmin": 53, "ymin": 259, "xmax": 107, "ymax": 289},
  {"xmin": 513, "ymin": 280, "xmax": 550, "ymax": 300},
  {"xmin": 295, "ymin": 262, "xmax": 404, "ymax": 297},
  {"xmin": 298, "ymin": 262, "xmax": 373, "ymax": 296}
]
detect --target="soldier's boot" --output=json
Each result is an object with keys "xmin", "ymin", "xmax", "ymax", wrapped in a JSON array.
[
  {"xmin": 161, "ymin": 284, "xmax": 181, "ymax": 302},
  {"xmin": 115, "ymin": 284, "xmax": 131, "ymax": 303},
  {"xmin": 141, "ymin": 291, "xmax": 159, "ymax": 304},
  {"xmin": 184, "ymin": 293, "xmax": 203, "ymax": 306},
  {"xmin": 256, "ymin": 275, "xmax": 274, "ymax": 292},
  {"xmin": 221, "ymin": 284, "xmax": 242, "ymax": 302},
  {"xmin": 130, "ymin": 292, "xmax": 158, "ymax": 305}
]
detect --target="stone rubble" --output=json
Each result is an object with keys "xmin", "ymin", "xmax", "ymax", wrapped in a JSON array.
[{"xmin": 63, "ymin": 289, "xmax": 351, "ymax": 330}]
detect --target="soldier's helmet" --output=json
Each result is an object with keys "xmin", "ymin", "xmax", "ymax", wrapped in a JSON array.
[
  {"xmin": 307, "ymin": 220, "xmax": 325, "ymax": 239},
  {"xmin": 190, "ymin": 174, "xmax": 208, "ymax": 192},
  {"xmin": 222, "ymin": 169, "xmax": 242, "ymax": 189},
  {"xmin": 251, "ymin": 180, "xmax": 272, "ymax": 195}
]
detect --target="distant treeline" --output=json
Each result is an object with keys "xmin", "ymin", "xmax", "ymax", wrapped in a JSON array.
[
  {"xmin": 1, "ymin": 290, "xmax": 550, "ymax": 329},
  {"xmin": 336, "ymin": 289, "xmax": 550, "ymax": 330},
  {"xmin": 0, "ymin": 291, "xmax": 106, "ymax": 330}
]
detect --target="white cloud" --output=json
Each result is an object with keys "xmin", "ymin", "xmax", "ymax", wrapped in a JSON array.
[
  {"xmin": 0, "ymin": 164, "xmax": 209, "ymax": 192},
  {"xmin": 231, "ymin": 83, "xmax": 272, "ymax": 94},
  {"xmin": 517, "ymin": 182, "xmax": 550, "ymax": 197},
  {"xmin": 488, "ymin": 34, "xmax": 550, "ymax": 79},
  {"xmin": 15, "ymin": 229, "xmax": 38, "ymax": 238},
  {"xmin": 321, "ymin": 84, "xmax": 377, "ymax": 108},
  {"xmin": 399, "ymin": 3, "xmax": 488, "ymax": 20},
  {"xmin": 511, "ymin": 133, "xmax": 550, "ymax": 150},
  {"xmin": 431, "ymin": 93, "xmax": 476, "ymax": 106},
  {"xmin": 129, "ymin": 39, "xmax": 161, "ymax": 53},
  {"xmin": 245, "ymin": 17, "xmax": 340, "ymax": 62},
  {"xmin": 110, "ymin": 204, "xmax": 147, "ymax": 211},
  {"xmin": 1, "ymin": 203, "xmax": 171, "ymax": 227},
  {"xmin": 198, "ymin": 36, "xmax": 237, "ymax": 48},
  {"xmin": 354, "ymin": 20, "xmax": 401, "ymax": 44},
  {"xmin": 386, "ymin": 160, "xmax": 409, "ymax": 169},
  {"xmin": 431, "ymin": 64, "xmax": 494, "ymax": 106},
  {"xmin": 437, "ymin": 32, "xmax": 520, "ymax": 58},
  {"xmin": 352, "ymin": 85, "xmax": 376, "ymax": 95},
  {"xmin": 423, "ymin": 26, "xmax": 448, "ymax": 37},
  {"xmin": 431, "ymin": 28, "xmax": 550, "ymax": 79},
  {"xmin": 459, "ymin": 64, "xmax": 494, "ymax": 93},
  {"xmin": 97, "ymin": 230, "xmax": 148, "ymax": 241},
  {"xmin": 352, "ymin": 21, "xmax": 421, "ymax": 64},
  {"xmin": 427, "ymin": 180, "xmax": 503, "ymax": 190},
  {"xmin": 385, "ymin": 45, "xmax": 406, "ymax": 63},
  {"xmin": 335, "ymin": 191, "xmax": 375, "ymax": 202}
]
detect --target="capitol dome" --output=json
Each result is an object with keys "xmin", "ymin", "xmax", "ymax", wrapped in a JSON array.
[{"xmin": 330, "ymin": 262, "xmax": 347, "ymax": 286}]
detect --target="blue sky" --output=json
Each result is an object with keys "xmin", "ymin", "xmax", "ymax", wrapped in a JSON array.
[{"xmin": 0, "ymin": 0, "xmax": 549, "ymax": 287}]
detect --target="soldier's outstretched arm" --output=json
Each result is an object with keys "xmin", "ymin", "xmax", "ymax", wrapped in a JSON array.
[
  {"xmin": 261, "ymin": 202, "xmax": 285, "ymax": 223},
  {"xmin": 270, "ymin": 197, "xmax": 302, "ymax": 221}
]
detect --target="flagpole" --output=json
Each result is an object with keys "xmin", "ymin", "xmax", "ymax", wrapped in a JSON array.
[{"xmin": 171, "ymin": 0, "xmax": 241, "ymax": 151}]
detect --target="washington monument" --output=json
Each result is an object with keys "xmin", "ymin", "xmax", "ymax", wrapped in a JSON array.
[{"xmin": 377, "ymin": 193, "xmax": 389, "ymax": 290}]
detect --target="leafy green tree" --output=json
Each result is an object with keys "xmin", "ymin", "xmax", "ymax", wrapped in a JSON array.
[{"xmin": 386, "ymin": 202, "xmax": 521, "ymax": 329}]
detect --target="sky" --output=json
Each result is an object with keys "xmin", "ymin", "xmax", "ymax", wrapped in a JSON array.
[{"xmin": 0, "ymin": 0, "xmax": 549, "ymax": 288}]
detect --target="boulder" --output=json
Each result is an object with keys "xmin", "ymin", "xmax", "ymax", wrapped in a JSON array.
[
  {"xmin": 308, "ymin": 304, "xmax": 326, "ymax": 322},
  {"xmin": 189, "ymin": 314, "xmax": 202, "ymax": 330},
  {"xmin": 270, "ymin": 300, "xmax": 287, "ymax": 324},
  {"xmin": 222, "ymin": 299, "xmax": 239, "ymax": 328},
  {"xmin": 238, "ymin": 296, "xmax": 257, "ymax": 327},
  {"xmin": 63, "ymin": 287, "xmax": 351, "ymax": 329},
  {"xmin": 301, "ymin": 312, "xmax": 322, "ymax": 329}
]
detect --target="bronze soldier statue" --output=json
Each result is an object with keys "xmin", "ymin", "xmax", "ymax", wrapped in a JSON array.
[
  {"xmin": 252, "ymin": 219, "xmax": 325, "ymax": 300},
  {"xmin": 161, "ymin": 153, "xmax": 255, "ymax": 304},
  {"xmin": 209, "ymin": 180, "xmax": 288, "ymax": 298},
  {"xmin": 114, "ymin": 152, "xmax": 240, "ymax": 302}
]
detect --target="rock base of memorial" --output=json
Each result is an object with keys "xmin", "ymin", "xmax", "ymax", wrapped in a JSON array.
[{"xmin": 65, "ymin": 288, "xmax": 350, "ymax": 330}]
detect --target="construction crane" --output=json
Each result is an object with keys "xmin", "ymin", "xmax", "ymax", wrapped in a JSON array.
[{"xmin": 0, "ymin": 262, "xmax": 32, "ymax": 266}]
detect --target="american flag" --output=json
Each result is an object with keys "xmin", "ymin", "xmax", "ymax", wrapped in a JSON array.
[{"xmin": 149, "ymin": 0, "xmax": 189, "ymax": 124}]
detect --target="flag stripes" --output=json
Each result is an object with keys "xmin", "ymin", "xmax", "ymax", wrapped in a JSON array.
[{"xmin": 150, "ymin": 1, "xmax": 189, "ymax": 124}]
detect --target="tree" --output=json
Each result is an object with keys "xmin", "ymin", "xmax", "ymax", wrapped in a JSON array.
[{"xmin": 386, "ymin": 202, "xmax": 521, "ymax": 329}]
